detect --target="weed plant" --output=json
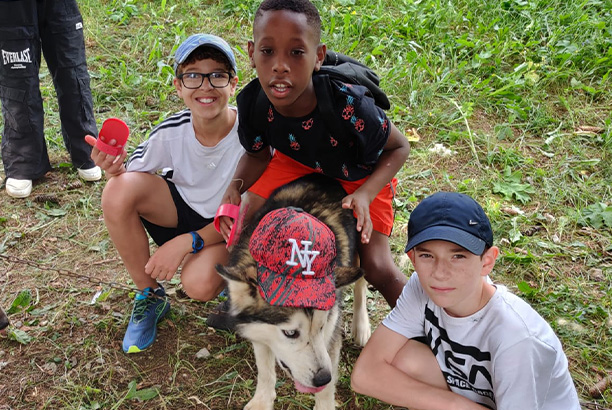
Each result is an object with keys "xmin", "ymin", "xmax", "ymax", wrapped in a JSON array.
[{"xmin": 0, "ymin": 0, "xmax": 611, "ymax": 409}]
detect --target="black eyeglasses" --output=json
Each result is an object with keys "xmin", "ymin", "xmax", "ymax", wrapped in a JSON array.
[{"xmin": 177, "ymin": 72, "xmax": 233, "ymax": 89}]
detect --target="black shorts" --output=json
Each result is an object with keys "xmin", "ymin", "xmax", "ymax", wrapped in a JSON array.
[
  {"xmin": 412, "ymin": 336, "xmax": 429, "ymax": 345},
  {"xmin": 141, "ymin": 179, "xmax": 213, "ymax": 246}
]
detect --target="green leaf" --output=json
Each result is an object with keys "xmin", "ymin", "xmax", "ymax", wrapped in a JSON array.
[
  {"xmin": 604, "ymin": 211, "xmax": 612, "ymax": 228},
  {"xmin": 7, "ymin": 290, "xmax": 32, "ymax": 314},
  {"xmin": 501, "ymin": 250, "xmax": 535, "ymax": 264},
  {"xmin": 580, "ymin": 203, "xmax": 612, "ymax": 229},
  {"xmin": 125, "ymin": 381, "xmax": 159, "ymax": 402},
  {"xmin": 8, "ymin": 328, "xmax": 32, "ymax": 344},
  {"xmin": 45, "ymin": 208, "xmax": 68, "ymax": 217},
  {"xmin": 91, "ymin": 289, "xmax": 112, "ymax": 304},
  {"xmin": 517, "ymin": 281, "xmax": 537, "ymax": 296},
  {"xmin": 508, "ymin": 227, "xmax": 522, "ymax": 244},
  {"xmin": 492, "ymin": 181, "xmax": 535, "ymax": 204},
  {"xmin": 456, "ymin": 38, "xmax": 475, "ymax": 48}
]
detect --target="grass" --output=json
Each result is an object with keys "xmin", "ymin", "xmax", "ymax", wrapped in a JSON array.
[{"xmin": 1, "ymin": 0, "xmax": 611, "ymax": 409}]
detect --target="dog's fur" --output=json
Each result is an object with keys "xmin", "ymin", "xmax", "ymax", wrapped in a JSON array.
[{"xmin": 217, "ymin": 174, "xmax": 371, "ymax": 410}]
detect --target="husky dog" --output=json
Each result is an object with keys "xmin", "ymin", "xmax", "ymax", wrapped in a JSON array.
[{"xmin": 216, "ymin": 174, "xmax": 370, "ymax": 410}]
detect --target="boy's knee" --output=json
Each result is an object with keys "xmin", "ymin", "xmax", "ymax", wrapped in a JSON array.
[
  {"xmin": 101, "ymin": 174, "xmax": 140, "ymax": 216},
  {"xmin": 391, "ymin": 340, "xmax": 447, "ymax": 389},
  {"xmin": 362, "ymin": 259, "xmax": 405, "ymax": 287},
  {"xmin": 350, "ymin": 368, "xmax": 367, "ymax": 394},
  {"xmin": 101, "ymin": 175, "xmax": 128, "ymax": 210},
  {"xmin": 180, "ymin": 278, "xmax": 221, "ymax": 302},
  {"xmin": 360, "ymin": 241, "xmax": 406, "ymax": 284},
  {"xmin": 361, "ymin": 253, "xmax": 406, "ymax": 306},
  {"xmin": 351, "ymin": 356, "xmax": 376, "ymax": 395}
]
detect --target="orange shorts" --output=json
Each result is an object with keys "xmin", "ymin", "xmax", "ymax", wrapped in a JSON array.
[{"xmin": 250, "ymin": 151, "xmax": 397, "ymax": 236}]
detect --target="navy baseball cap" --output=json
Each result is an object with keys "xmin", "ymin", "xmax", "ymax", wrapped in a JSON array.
[
  {"xmin": 173, "ymin": 34, "xmax": 237, "ymax": 75},
  {"xmin": 405, "ymin": 192, "xmax": 493, "ymax": 255}
]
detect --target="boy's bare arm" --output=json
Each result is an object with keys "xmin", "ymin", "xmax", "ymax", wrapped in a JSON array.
[
  {"xmin": 352, "ymin": 326, "xmax": 486, "ymax": 410},
  {"xmin": 218, "ymin": 149, "xmax": 271, "ymax": 240},
  {"xmin": 145, "ymin": 223, "xmax": 224, "ymax": 281},
  {"xmin": 363, "ymin": 122, "xmax": 410, "ymax": 198},
  {"xmin": 224, "ymin": 149, "xmax": 272, "ymax": 202}
]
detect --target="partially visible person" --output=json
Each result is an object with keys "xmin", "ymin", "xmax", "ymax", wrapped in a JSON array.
[
  {"xmin": 351, "ymin": 192, "xmax": 581, "ymax": 410},
  {"xmin": 0, "ymin": 0, "xmax": 102, "ymax": 198},
  {"xmin": 86, "ymin": 34, "xmax": 243, "ymax": 353},
  {"xmin": 218, "ymin": 0, "xmax": 410, "ymax": 312},
  {"xmin": 0, "ymin": 304, "xmax": 9, "ymax": 335}
]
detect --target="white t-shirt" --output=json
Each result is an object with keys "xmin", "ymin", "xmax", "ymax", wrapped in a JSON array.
[
  {"xmin": 126, "ymin": 107, "xmax": 244, "ymax": 218},
  {"xmin": 383, "ymin": 272, "xmax": 580, "ymax": 410}
]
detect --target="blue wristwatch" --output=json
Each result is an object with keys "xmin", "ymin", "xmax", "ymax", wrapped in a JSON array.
[{"xmin": 190, "ymin": 231, "xmax": 204, "ymax": 253}]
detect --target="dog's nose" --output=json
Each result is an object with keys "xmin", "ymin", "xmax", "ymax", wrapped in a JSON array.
[{"xmin": 312, "ymin": 368, "xmax": 331, "ymax": 387}]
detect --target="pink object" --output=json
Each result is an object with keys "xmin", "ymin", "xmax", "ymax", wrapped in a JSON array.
[
  {"xmin": 214, "ymin": 202, "xmax": 248, "ymax": 248},
  {"xmin": 96, "ymin": 118, "xmax": 129, "ymax": 155}
]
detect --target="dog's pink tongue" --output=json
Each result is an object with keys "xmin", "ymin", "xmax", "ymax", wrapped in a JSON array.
[{"xmin": 294, "ymin": 381, "xmax": 327, "ymax": 394}]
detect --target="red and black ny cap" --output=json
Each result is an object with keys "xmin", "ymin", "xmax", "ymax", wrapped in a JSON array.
[{"xmin": 249, "ymin": 207, "xmax": 337, "ymax": 311}]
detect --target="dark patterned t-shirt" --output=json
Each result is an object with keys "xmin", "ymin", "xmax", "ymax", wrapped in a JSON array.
[{"xmin": 237, "ymin": 78, "xmax": 390, "ymax": 181}]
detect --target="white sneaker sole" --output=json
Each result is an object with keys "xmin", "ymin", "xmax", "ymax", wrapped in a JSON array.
[
  {"xmin": 5, "ymin": 178, "xmax": 33, "ymax": 198},
  {"xmin": 77, "ymin": 166, "xmax": 102, "ymax": 182}
]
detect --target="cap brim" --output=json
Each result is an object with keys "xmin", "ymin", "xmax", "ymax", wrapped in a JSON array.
[
  {"xmin": 257, "ymin": 266, "xmax": 336, "ymax": 311},
  {"xmin": 405, "ymin": 226, "xmax": 486, "ymax": 255}
]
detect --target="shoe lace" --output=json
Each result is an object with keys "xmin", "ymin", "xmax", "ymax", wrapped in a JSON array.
[{"xmin": 132, "ymin": 297, "xmax": 157, "ymax": 323}]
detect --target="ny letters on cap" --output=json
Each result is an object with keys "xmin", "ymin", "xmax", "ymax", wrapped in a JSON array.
[{"xmin": 249, "ymin": 207, "xmax": 337, "ymax": 310}]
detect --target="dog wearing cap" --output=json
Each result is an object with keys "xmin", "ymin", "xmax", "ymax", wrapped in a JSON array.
[{"xmin": 216, "ymin": 174, "xmax": 367, "ymax": 410}]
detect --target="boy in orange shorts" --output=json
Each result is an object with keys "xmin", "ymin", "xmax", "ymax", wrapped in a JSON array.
[{"xmin": 217, "ymin": 0, "xmax": 410, "ymax": 318}]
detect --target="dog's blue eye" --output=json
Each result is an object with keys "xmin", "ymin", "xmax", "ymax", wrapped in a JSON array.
[{"xmin": 282, "ymin": 329, "xmax": 300, "ymax": 339}]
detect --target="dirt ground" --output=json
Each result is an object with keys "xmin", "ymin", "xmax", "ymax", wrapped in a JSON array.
[{"xmin": 0, "ymin": 162, "xmax": 403, "ymax": 410}]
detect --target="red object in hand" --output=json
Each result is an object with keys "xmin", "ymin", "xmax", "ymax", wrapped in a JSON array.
[
  {"xmin": 96, "ymin": 118, "xmax": 129, "ymax": 155},
  {"xmin": 214, "ymin": 202, "xmax": 249, "ymax": 248}
]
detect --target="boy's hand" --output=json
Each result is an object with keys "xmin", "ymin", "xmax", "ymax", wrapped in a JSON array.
[
  {"xmin": 342, "ymin": 191, "xmax": 372, "ymax": 244},
  {"xmin": 85, "ymin": 135, "xmax": 127, "ymax": 177},
  {"xmin": 145, "ymin": 234, "xmax": 191, "ymax": 281},
  {"xmin": 218, "ymin": 182, "xmax": 242, "ymax": 241}
]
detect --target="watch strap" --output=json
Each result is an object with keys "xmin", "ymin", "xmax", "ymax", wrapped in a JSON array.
[{"xmin": 190, "ymin": 231, "xmax": 204, "ymax": 253}]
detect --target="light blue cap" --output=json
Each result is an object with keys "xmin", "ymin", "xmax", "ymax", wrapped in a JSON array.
[{"xmin": 173, "ymin": 34, "xmax": 237, "ymax": 74}]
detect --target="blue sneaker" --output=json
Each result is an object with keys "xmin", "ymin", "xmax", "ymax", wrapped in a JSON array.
[{"xmin": 122, "ymin": 286, "xmax": 170, "ymax": 353}]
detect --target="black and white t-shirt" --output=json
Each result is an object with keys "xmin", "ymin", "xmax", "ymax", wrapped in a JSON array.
[
  {"xmin": 126, "ymin": 107, "xmax": 243, "ymax": 219},
  {"xmin": 383, "ymin": 272, "xmax": 580, "ymax": 410}
]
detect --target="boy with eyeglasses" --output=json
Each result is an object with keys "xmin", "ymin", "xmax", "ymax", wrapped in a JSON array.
[{"xmin": 86, "ymin": 34, "xmax": 243, "ymax": 353}]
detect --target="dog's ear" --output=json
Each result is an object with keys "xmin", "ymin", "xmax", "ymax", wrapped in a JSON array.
[
  {"xmin": 216, "ymin": 263, "xmax": 260, "ymax": 285},
  {"xmin": 334, "ymin": 266, "xmax": 364, "ymax": 288},
  {"xmin": 216, "ymin": 264, "xmax": 246, "ymax": 282}
]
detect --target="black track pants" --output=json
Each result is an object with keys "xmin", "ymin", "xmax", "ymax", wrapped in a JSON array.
[{"xmin": 0, "ymin": 0, "xmax": 97, "ymax": 180}]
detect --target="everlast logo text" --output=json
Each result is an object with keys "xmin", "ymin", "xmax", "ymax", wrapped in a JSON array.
[{"xmin": 2, "ymin": 48, "xmax": 32, "ymax": 65}]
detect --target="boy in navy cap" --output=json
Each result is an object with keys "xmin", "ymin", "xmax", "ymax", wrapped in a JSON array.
[
  {"xmin": 352, "ymin": 192, "xmax": 580, "ymax": 409},
  {"xmin": 87, "ymin": 34, "xmax": 243, "ymax": 353}
]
